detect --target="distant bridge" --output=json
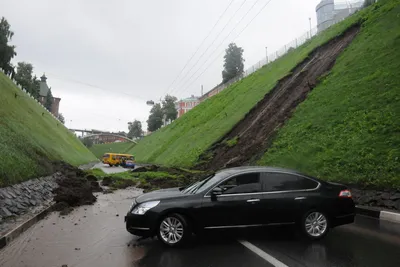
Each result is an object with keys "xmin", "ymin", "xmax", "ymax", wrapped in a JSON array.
[
  {"xmin": 69, "ymin": 128, "xmax": 111, "ymax": 135},
  {"xmin": 69, "ymin": 129, "xmax": 137, "ymax": 144},
  {"xmin": 84, "ymin": 133, "xmax": 137, "ymax": 144}
]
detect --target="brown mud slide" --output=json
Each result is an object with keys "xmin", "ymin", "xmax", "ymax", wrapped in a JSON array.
[{"xmin": 197, "ymin": 24, "xmax": 360, "ymax": 171}]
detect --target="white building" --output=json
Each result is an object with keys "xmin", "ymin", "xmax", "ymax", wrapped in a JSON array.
[{"xmin": 316, "ymin": 0, "xmax": 364, "ymax": 32}]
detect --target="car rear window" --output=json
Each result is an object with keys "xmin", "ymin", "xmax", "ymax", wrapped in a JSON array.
[{"xmin": 261, "ymin": 172, "xmax": 318, "ymax": 192}]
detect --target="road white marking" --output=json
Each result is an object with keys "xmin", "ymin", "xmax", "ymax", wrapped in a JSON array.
[{"xmin": 238, "ymin": 240, "xmax": 289, "ymax": 267}]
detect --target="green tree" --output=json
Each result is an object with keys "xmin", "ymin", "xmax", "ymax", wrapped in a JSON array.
[
  {"xmin": 14, "ymin": 62, "xmax": 33, "ymax": 89},
  {"xmin": 0, "ymin": 17, "xmax": 17, "ymax": 76},
  {"xmin": 128, "ymin": 120, "xmax": 143, "ymax": 138},
  {"xmin": 31, "ymin": 75, "xmax": 40, "ymax": 99},
  {"xmin": 363, "ymin": 0, "xmax": 376, "ymax": 7},
  {"xmin": 14, "ymin": 62, "xmax": 40, "ymax": 99},
  {"xmin": 162, "ymin": 95, "xmax": 178, "ymax": 122},
  {"xmin": 222, "ymin": 43, "xmax": 244, "ymax": 83},
  {"xmin": 45, "ymin": 89, "xmax": 53, "ymax": 111},
  {"xmin": 57, "ymin": 113, "xmax": 65, "ymax": 124},
  {"xmin": 81, "ymin": 137, "xmax": 93, "ymax": 148},
  {"xmin": 147, "ymin": 103, "xmax": 163, "ymax": 132}
]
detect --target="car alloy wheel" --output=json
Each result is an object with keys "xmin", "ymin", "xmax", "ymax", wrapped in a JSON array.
[
  {"xmin": 304, "ymin": 211, "xmax": 328, "ymax": 237},
  {"xmin": 159, "ymin": 216, "xmax": 184, "ymax": 245}
]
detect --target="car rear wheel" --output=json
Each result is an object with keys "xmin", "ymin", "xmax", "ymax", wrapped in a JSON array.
[
  {"xmin": 157, "ymin": 213, "xmax": 191, "ymax": 247},
  {"xmin": 302, "ymin": 211, "xmax": 329, "ymax": 240}
]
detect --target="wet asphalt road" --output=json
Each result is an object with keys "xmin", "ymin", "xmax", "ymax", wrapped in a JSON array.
[
  {"xmin": 1, "ymin": 187, "xmax": 400, "ymax": 267},
  {"xmin": 92, "ymin": 162, "xmax": 129, "ymax": 174}
]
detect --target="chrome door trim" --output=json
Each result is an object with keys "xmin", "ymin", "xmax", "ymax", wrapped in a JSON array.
[
  {"xmin": 203, "ymin": 170, "xmax": 321, "ymax": 198},
  {"xmin": 246, "ymin": 199, "xmax": 260, "ymax": 203},
  {"xmin": 128, "ymin": 227, "xmax": 150, "ymax": 230},
  {"xmin": 204, "ymin": 222, "xmax": 295, "ymax": 229}
]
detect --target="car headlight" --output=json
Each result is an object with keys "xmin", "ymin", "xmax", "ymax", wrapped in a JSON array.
[{"xmin": 131, "ymin": 201, "xmax": 160, "ymax": 215}]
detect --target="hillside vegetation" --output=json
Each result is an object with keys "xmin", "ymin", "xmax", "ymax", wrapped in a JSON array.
[
  {"xmin": 129, "ymin": 7, "xmax": 362, "ymax": 167},
  {"xmin": 90, "ymin": 142, "xmax": 135, "ymax": 158},
  {"xmin": 0, "ymin": 73, "xmax": 97, "ymax": 186},
  {"xmin": 259, "ymin": 0, "xmax": 400, "ymax": 188},
  {"xmin": 130, "ymin": 0, "xmax": 399, "ymax": 188}
]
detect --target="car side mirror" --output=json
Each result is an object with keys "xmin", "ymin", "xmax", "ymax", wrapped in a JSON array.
[{"xmin": 211, "ymin": 187, "xmax": 222, "ymax": 200}]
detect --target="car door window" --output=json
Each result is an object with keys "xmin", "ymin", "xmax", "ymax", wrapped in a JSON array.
[
  {"xmin": 261, "ymin": 172, "xmax": 318, "ymax": 192},
  {"xmin": 218, "ymin": 173, "xmax": 261, "ymax": 194}
]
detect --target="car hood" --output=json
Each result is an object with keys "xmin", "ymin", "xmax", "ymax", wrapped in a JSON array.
[{"xmin": 135, "ymin": 187, "xmax": 186, "ymax": 203}]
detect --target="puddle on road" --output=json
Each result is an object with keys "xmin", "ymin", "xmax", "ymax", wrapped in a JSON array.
[{"xmin": 0, "ymin": 188, "xmax": 152, "ymax": 267}]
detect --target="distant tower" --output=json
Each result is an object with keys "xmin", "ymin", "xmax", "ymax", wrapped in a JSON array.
[
  {"xmin": 40, "ymin": 73, "xmax": 47, "ymax": 82},
  {"xmin": 316, "ymin": 0, "xmax": 335, "ymax": 32}
]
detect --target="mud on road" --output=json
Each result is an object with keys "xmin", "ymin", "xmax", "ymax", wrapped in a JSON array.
[
  {"xmin": 0, "ymin": 189, "xmax": 144, "ymax": 267},
  {"xmin": 197, "ymin": 24, "xmax": 360, "ymax": 170}
]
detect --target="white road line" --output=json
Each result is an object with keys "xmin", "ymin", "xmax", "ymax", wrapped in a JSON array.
[{"xmin": 238, "ymin": 240, "xmax": 289, "ymax": 267}]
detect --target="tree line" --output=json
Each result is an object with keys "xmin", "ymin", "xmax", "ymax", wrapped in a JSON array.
[
  {"xmin": 127, "ymin": 94, "xmax": 178, "ymax": 139},
  {"xmin": 127, "ymin": 43, "xmax": 244, "ymax": 138},
  {"xmin": 0, "ymin": 17, "xmax": 64, "ymax": 123}
]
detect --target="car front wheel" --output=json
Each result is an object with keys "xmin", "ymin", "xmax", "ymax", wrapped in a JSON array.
[
  {"xmin": 302, "ymin": 211, "xmax": 329, "ymax": 239},
  {"xmin": 157, "ymin": 213, "xmax": 191, "ymax": 247}
]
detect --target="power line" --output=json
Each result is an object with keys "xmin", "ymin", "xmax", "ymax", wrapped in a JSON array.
[
  {"xmin": 177, "ymin": 0, "xmax": 275, "ymax": 95},
  {"xmin": 168, "ymin": 0, "xmax": 249, "ymax": 96},
  {"xmin": 45, "ymin": 72, "xmax": 149, "ymax": 102},
  {"xmin": 163, "ymin": 0, "xmax": 235, "ymax": 96},
  {"xmin": 173, "ymin": 0, "xmax": 264, "ymax": 96}
]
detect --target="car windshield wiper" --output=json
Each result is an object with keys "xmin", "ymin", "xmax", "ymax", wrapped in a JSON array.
[
  {"xmin": 181, "ymin": 181, "xmax": 199, "ymax": 194},
  {"xmin": 191, "ymin": 174, "xmax": 215, "ymax": 194}
]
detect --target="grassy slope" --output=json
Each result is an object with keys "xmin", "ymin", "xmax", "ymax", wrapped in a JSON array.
[
  {"xmin": 0, "ymin": 73, "xmax": 97, "ymax": 186},
  {"xmin": 89, "ymin": 142, "xmax": 135, "ymax": 158},
  {"xmin": 259, "ymin": 0, "xmax": 400, "ymax": 188},
  {"xmin": 129, "ymin": 12, "xmax": 361, "ymax": 167}
]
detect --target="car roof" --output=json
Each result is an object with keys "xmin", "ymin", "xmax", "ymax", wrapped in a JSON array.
[{"xmin": 216, "ymin": 166, "xmax": 316, "ymax": 179}]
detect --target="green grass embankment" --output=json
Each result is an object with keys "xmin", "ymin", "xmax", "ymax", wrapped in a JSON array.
[
  {"xmin": 128, "ymin": 7, "xmax": 362, "ymax": 167},
  {"xmin": 259, "ymin": 0, "xmax": 400, "ymax": 188},
  {"xmin": 0, "ymin": 73, "xmax": 97, "ymax": 186}
]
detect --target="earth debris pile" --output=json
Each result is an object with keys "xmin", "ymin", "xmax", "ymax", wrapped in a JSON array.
[
  {"xmin": 133, "ymin": 165, "xmax": 213, "ymax": 192},
  {"xmin": 52, "ymin": 162, "xmax": 99, "ymax": 214}
]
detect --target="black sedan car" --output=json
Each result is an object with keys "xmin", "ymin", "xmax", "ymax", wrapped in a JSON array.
[{"xmin": 125, "ymin": 167, "xmax": 355, "ymax": 247}]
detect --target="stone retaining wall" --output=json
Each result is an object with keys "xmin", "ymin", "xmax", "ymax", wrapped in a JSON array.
[
  {"xmin": 352, "ymin": 188, "xmax": 400, "ymax": 211},
  {"xmin": 0, "ymin": 173, "xmax": 60, "ymax": 222}
]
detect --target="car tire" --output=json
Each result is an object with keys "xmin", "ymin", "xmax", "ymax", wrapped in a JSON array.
[
  {"xmin": 157, "ymin": 213, "xmax": 191, "ymax": 247},
  {"xmin": 301, "ymin": 210, "xmax": 329, "ymax": 240}
]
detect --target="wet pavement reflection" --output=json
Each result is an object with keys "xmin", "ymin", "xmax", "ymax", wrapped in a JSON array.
[{"xmin": 1, "ymin": 188, "xmax": 400, "ymax": 267}]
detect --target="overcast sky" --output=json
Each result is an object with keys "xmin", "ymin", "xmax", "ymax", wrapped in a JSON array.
[{"xmin": 1, "ymin": 0, "xmax": 334, "ymax": 132}]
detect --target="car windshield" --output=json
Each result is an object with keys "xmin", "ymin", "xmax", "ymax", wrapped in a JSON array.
[
  {"xmin": 181, "ymin": 172, "xmax": 227, "ymax": 194},
  {"xmin": 181, "ymin": 173, "xmax": 216, "ymax": 194}
]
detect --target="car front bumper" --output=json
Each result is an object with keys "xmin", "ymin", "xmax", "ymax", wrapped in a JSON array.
[{"xmin": 125, "ymin": 212, "xmax": 157, "ymax": 237}]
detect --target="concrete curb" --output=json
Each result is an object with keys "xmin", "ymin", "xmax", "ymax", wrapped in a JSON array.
[
  {"xmin": 356, "ymin": 205, "xmax": 400, "ymax": 223},
  {"xmin": 0, "ymin": 204, "xmax": 55, "ymax": 250}
]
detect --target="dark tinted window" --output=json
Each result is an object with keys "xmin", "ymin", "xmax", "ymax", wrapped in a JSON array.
[
  {"xmin": 218, "ymin": 173, "xmax": 261, "ymax": 194},
  {"xmin": 261, "ymin": 172, "xmax": 318, "ymax": 192}
]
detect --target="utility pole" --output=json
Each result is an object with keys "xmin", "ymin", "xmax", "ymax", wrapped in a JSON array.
[
  {"xmin": 201, "ymin": 84, "xmax": 203, "ymax": 96},
  {"xmin": 309, "ymin": 17, "xmax": 312, "ymax": 38},
  {"xmin": 265, "ymin": 46, "xmax": 268, "ymax": 64}
]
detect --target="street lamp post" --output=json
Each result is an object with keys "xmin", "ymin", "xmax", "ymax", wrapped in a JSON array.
[
  {"xmin": 309, "ymin": 17, "xmax": 312, "ymax": 38},
  {"xmin": 265, "ymin": 46, "xmax": 268, "ymax": 64}
]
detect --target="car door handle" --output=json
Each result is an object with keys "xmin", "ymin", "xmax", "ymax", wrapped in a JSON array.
[
  {"xmin": 295, "ymin": 197, "xmax": 306, "ymax": 200},
  {"xmin": 247, "ymin": 199, "xmax": 260, "ymax": 203}
]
